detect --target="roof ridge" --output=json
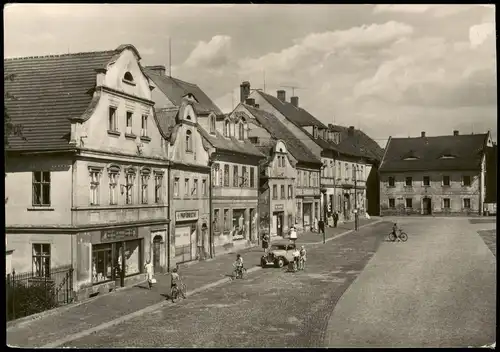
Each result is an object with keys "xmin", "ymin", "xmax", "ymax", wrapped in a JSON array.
[{"xmin": 4, "ymin": 49, "xmax": 117, "ymax": 61}]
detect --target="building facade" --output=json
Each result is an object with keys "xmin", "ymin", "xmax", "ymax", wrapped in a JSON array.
[
  {"xmin": 5, "ymin": 45, "xmax": 170, "ymax": 299},
  {"xmin": 379, "ymin": 131, "xmax": 492, "ymax": 216}
]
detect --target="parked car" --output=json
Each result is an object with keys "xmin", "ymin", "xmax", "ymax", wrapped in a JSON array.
[{"xmin": 261, "ymin": 241, "xmax": 296, "ymax": 268}]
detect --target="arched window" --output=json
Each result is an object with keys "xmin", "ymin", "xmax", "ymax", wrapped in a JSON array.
[
  {"xmin": 238, "ymin": 122, "xmax": 244, "ymax": 140},
  {"xmin": 186, "ymin": 115, "xmax": 191, "ymax": 120},
  {"xmin": 124, "ymin": 72, "xmax": 134, "ymax": 82},
  {"xmin": 224, "ymin": 120, "xmax": 230, "ymax": 137},
  {"xmin": 186, "ymin": 130, "xmax": 192, "ymax": 152},
  {"xmin": 210, "ymin": 115, "xmax": 216, "ymax": 134}
]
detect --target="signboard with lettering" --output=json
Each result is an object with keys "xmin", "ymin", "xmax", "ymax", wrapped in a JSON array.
[
  {"xmin": 175, "ymin": 210, "xmax": 199, "ymax": 222},
  {"xmin": 101, "ymin": 227, "xmax": 138, "ymax": 243},
  {"xmin": 274, "ymin": 204, "xmax": 284, "ymax": 211}
]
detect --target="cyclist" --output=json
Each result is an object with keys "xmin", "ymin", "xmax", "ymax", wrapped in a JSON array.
[
  {"xmin": 233, "ymin": 254, "xmax": 244, "ymax": 278},
  {"xmin": 391, "ymin": 223, "xmax": 399, "ymax": 241},
  {"xmin": 171, "ymin": 267, "xmax": 186, "ymax": 301},
  {"xmin": 299, "ymin": 245, "xmax": 307, "ymax": 270}
]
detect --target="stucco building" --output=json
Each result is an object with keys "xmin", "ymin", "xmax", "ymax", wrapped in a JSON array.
[
  {"xmin": 379, "ymin": 130, "xmax": 493, "ymax": 216},
  {"xmin": 232, "ymin": 100, "xmax": 323, "ymax": 235},
  {"xmin": 5, "ymin": 45, "xmax": 170, "ymax": 299}
]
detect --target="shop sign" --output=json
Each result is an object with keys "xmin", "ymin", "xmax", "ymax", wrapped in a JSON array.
[
  {"xmin": 176, "ymin": 210, "xmax": 199, "ymax": 222},
  {"xmin": 101, "ymin": 227, "xmax": 138, "ymax": 242},
  {"xmin": 274, "ymin": 204, "xmax": 284, "ymax": 210}
]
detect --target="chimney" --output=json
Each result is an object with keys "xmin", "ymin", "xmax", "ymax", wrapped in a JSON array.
[
  {"xmin": 453, "ymin": 130, "xmax": 459, "ymax": 136},
  {"xmin": 254, "ymin": 103, "xmax": 260, "ymax": 108},
  {"xmin": 421, "ymin": 131, "xmax": 426, "ymax": 137},
  {"xmin": 328, "ymin": 123, "xmax": 334, "ymax": 130},
  {"xmin": 240, "ymin": 81, "xmax": 251, "ymax": 103},
  {"xmin": 348, "ymin": 126, "xmax": 355, "ymax": 136},
  {"xmin": 245, "ymin": 98, "xmax": 255, "ymax": 106},
  {"xmin": 291, "ymin": 96, "xmax": 299, "ymax": 107},
  {"xmin": 145, "ymin": 65, "xmax": 166, "ymax": 76},
  {"xmin": 277, "ymin": 90, "xmax": 286, "ymax": 102}
]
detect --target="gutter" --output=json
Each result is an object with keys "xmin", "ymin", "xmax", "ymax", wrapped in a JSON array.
[{"xmin": 209, "ymin": 159, "xmax": 214, "ymax": 258}]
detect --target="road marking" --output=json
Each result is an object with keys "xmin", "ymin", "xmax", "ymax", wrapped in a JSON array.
[{"xmin": 40, "ymin": 221, "xmax": 383, "ymax": 348}]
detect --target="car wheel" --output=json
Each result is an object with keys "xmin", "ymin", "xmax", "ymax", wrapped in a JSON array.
[
  {"xmin": 275, "ymin": 257, "xmax": 285, "ymax": 268},
  {"xmin": 260, "ymin": 258, "xmax": 267, "ymax": 267}
]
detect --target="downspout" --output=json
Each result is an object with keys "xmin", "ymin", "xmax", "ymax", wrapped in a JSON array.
[
  {"xmin": 167, "ymin": 160, "xmax": 171, "ymax": 272},
  {"xmin": 209, "ymin": 158, "xmax": 214, "ymax": 258}
]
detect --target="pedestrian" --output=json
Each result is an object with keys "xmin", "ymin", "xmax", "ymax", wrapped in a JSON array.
[
  {"xmin": 333, "ymin": 211, "xmax": 339, "ymax": 228},
  {"xmin": 262, "ymin": 232, "xmax": 270, "ymax": 253},
  {"xmin": 289, "ymin": 226, "xmax": 298, "ymax": 244},
  {"xmin": 144, "ymin": 259, "xmax": 154, "ymax": 290},
  {"xmin": 318, "ymin": 218, "xmax": 325, "ymax": 235}
]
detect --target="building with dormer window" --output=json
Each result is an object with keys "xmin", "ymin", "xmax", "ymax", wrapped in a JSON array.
[
  {"xmin": 5, "ymin": 45, "xmax": 170, "ymax": 299},
  {"xmin": 379, "ymin": 130, "xmax": 492, "ymax": 216}
]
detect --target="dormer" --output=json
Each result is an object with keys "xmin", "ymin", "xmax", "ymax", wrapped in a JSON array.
[
  {"xmin": 313, "ymin": 126, "xmax": 318, "ymax": 139},
  {"xmin": 403, "ymin": 150, "xmax": 420, "ymax": 161},
  {"xmin": 123, "ymin": 71, "xmax": 135, "ymax": 86},
  {"xmin": 209, "ymin": 113, "xmax": 216, "ymax": 135},
  {"xmin": 439, "ymin": 149, "xmax": 456, "ymax": 159},
  {"xmin": 332, "ymin": 132, "xmax": 341, "ymax": 144},
  {"xmin": 223, "ymin": 118, "xmax": 231, "ymax": 138}
]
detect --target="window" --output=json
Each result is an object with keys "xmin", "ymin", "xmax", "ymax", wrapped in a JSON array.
[
  {"xmin": 126, "ymin": 111, "xmax": 133, "ymax": 134},
  {"xmin": 405, "ymin": 198, "xmax": 413, "ymax": 208},
  {"xmin": 90, "ymin": 170, "xmax": 100, "ymax": 205},
  {"xmin": 124, "ymin": 240, "xmax": 141, "ymax": 276},
  {"xmin": 125, "ymin": 171, "xmax": 135, "ymax": 205},
  {"xmin": 463, "ymin": 175, "xmax": 471, "ymax": 186},
  {"xmin": 238, "ymin": 123, "xmax": 244, "ymax": 140},
  {"xmin": 388, "ymin": 177, "xmax": 395, "ymax": 187},
  {"xmin": 423, "ymin": 176, "xmax": 430, "ymax": 186},
  {"xmin": 272, "ymin": 185, "xmax": 278, "ymax": 199},
  {"xmin": 313, "ymin": 126, "xmax": 318, "ymax": 138},
  {"xmin": 463, "ymin": 198, "xmax": 471, "ymax": 209},
  {"xmin": 224, "ymin": 120, "xmax": 230, "ymax": 137},
  {"xmin": 141, "ymin": 173, "xmax": 149, "ymax": 204},
  {"xmin": 309, "ymin": 172, "xmax": 312, "ymax": 187},
  {"xmin": 108, "ymin": 168, "xmax": 119, "ymax": 205},
  {"xmin": 210, "ymin": 115, "xmax": 216, "ymax": 134},
  {"xmin": 443, "ymin": 176, "xmax": 450, "ymax": 186},
  {"xmin": 242, "ymin": 166, "xmax": 248, "ymax": 187},
  {"xmin": 250, "ymin": 167, "xmax": 255, "ymax": 188},
  {"xmin": 32, "ymin": 171, "xmax": 51, "ymax": 206},
  {"xmin": 186, "ymin": 115, "xmax": 191, "ymax": 120},
  {"xmin": 288, "ymin": 185, "xmax": 293, "ymax": 198},
  {"xmin": 360, "ymin": 166, "xmax": 364, "ymax": 181},
  {"xmin": 214, "ymin": 209, "xmax": 220, "ymax": 232},
  {"xmin": 202, "ymin": 179, "xmax": 207, "ymax": 196},
  {"xmin": 184, "ymin": 178, "xmax": 189, "ymax": 196},
  {"xmin": 297, "ymin": 171, "xmax": 301, "ymax": 186},
  {"xmin": 141, "ymin": 115, "xmax": 148, "ymax": 137},
  {"xmin": 405, "ymin": 177, "xmax": 412, "ymax": 186},
  {"xmin": 352, "ymin": 166, "xmax": 356, "ymax": 179},
  {"xmin": 281, "ymin": 185, "xmax": 285, "ymax": 199},
  {"xmin": 233, "ymin": 166, "xmax": 239, "ymax": 187},
  {"xmin": 124, "ymin": 71, "xmax": 134, "ymax": 81},
  {"xmin": 331, "ymin": 160, "xmax": 335, "ymax": 178},
  {"xmin": 185, "ymin": 130, "xmax": 192, "ymax": 152},
  {"xmin": 32, "ymin": 243, "xmax": 50, "ymax": 277},
  {"xmin": 223, "ymin": 165, "xmax": 230, "ymax": 187},
  {"xmin": 443, "ymin": 198, "xmax": 450, "ymax": 209},
  {"xmin": 108, "ymin": 107, "xmax": 117, "ymax": 131},
  {"xmin": 389, "ymin": 198, "xmax": 395, "ymax": 208},
  {"xmin": 192, "ymin": 179, "xmax": 198, "ymax": 196},
  {"xmin": 223, "ymin": 209, "xmax": 229, "ymax": 230},
  {"xmin": 154, "ymin": 173, "xmax": 163, "ymax": 203},
  {"xmin": 345, "ymin": 163, "xmax": 349, "ymax": 179},
  {"xmin": 212, "ymin": 163, "xmax": 220, "ymax": 187},
  {"xmin": 92, "ymin": 243, "xmax": 112, "ymax": 283},
  {"xmin": 174, "ymin": 177, "xmax": 179, "ymax": 197}
]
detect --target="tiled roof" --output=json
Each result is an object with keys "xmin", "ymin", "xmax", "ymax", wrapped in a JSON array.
[
  {"xmin": 4, "ymin": 49, "xmax": 119, "ymax": 151},
  {"xmin": 243, "ymin": 104, "xmax": 322, "ymax": 166},
  {"xmin": 144, "ymin": 69, "xmax": 222, "ymax": 115},
  {"xmin": 155, "ymin": 107, "xmax": 180, "ymax": 140},
  {"xmin": 330, "ymin": 125, "xmax": 385, "ymax": 162},
  {"xmin": 380, "ymin": 134, "xmax": 488, "ymax": 172},
  {"xmin": 198, "ymin": 127, "xmax": 264, "ymax": 157}
]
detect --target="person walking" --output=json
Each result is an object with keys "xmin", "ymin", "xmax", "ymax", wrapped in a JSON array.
[
  {"xmin": 333, "ymin": 211, "xmax": 339, "ymax": 228},
  {"xmin": 318, "ymin": 218, "xmax": 325, "ymax": 236},
  {"xmin": 262, "ymin": 232, "xmax": 270, "ymax": 253},
  {"xmin": 144, "ymin": 259, "xmax": 154, "ymax": 290},
  {"xmin": 289, "ymin": 226, "xmax": 298, "ymax": 245}
]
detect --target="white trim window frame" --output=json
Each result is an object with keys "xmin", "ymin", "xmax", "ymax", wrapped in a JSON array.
[
  {"xmin": 141, "ymin": 115, "xmax": 148, "ymax": 137},
  {"xmin": 125, "ymin": 169, "xmax": 136, "ymax": 205},
  {"xmin": 108, "ymin": 170, "xmax": 119, "ymax": 205},
  {"xmin": 32, "ymin": 171, "xmax": 51, "ymax": 207},
  {"xmin": 154, "ymin": 172, "xmax": 163, "ymax": 203},
  {"xmin": 141, "ymin": 170, "xmax": 150, "ymax": 204},
  {"xmin": 89, "ymin": 167, "xmax": 102, "ymax": 206}
]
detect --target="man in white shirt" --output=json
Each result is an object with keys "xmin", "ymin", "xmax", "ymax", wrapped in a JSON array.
[{"xmin": 289, "ymin": 226, "xmax": 298, "ymax": 244}]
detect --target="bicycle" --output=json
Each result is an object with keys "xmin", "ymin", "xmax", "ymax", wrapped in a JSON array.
[
  {"xmin": 171, "ymin": 282, "xmax": 187, "ymax": 303},
  {"xmin": 388, "ymin": 229, "xmax": 408, "ymax": 242},
  {"xmin": 232, "ymin": 266, "xmax": 247, "ymax": 280}
]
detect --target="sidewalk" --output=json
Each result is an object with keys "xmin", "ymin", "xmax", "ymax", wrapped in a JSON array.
[{"xmin": 7, "ymin": 217, "xmax": 380, "ymax": 348}]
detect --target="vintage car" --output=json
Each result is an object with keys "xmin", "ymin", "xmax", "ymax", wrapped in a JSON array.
[{"xmin": 261, "ymin": 241, "xmax": 296, "ymax": 268}]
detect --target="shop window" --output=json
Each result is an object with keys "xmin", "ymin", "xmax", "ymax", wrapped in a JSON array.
[
  {"xmin": 272, "ymin": 185, "xmax": 278, "ymax": 199},
  {"xmin": 232, "ymin": 209, "xmax": 245, "ymax": 239},
  {"xmin": 281, "ymin": 185, "xmax": 285, "ymax": 199},
  {"xmin": 154, "ymin": 173, "xmax": 163, "ymax": 203},
  {"xmin": 89, "ymin": 169, "xmax": 101, "ymax": 205},
  {"xmin": 463, "ymin": 198, "xmax": 471, "ymax": 209},
  {"xmin": 250, "ymin": 167, "xmax": 255, "ymax": 188},
  {"xmin": 124, "ymin": 240, "xmax": 141, "ymax": 276},
  {"xmin": 184, "ymin": 178, "xmax": 189, "ymax": 196},
  {"xmin": 32, "ymin": 243, "xmax": 50, "ymax": 278},
  {"xmin": 92, "ymin": 244, "xmax": 113, "ymax": 284},
  {"xmin": 174, "ymin": 177, "xmax": 180, "ymax": 197},
  {"xmin": 233, "ymin": 165, "xmax": 239, "ymax": 187},
  {"xmin": 224, "ymin": 165, "xmax": 230, "ymax": 187},
  {"xmin": 32, "ymin": 171, "xmax": 51, "ymax": 206}
]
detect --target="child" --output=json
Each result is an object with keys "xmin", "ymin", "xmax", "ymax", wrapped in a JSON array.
[
  {"xmin": 299, "ymin": 245, "xmax": 307, "ymax": 270},
  {"xmin": 171, "ymin": 267, "xmax": 186, "ymax": 300},
  {"xmin": 292, "ymin": 247, "xmax": 300, "ymax": 271},
  {"xmin": 233, "ymin": 254, "xmax": 244, "ymax": 278}
]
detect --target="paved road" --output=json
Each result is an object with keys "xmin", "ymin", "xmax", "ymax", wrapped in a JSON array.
[
  {"xmin": 325, "ymin": 217, "xmax": 496, "ymax": 348},
  {"xmin": 63, "ymin": 222, "xmax": 391, "ymax": 348}
]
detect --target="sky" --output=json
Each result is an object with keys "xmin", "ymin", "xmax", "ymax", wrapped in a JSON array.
[{"xmin": 4, "ymin": 4, "xmax": 497, "ymax": 147}]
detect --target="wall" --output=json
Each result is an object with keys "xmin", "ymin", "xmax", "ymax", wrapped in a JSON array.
[
  {"xmin": 380, "ymin": 171, "xmax": 481, "ymax": 216},
  {"xmin": 5, "ymin": 156, "xmax": 73, "ymax": 227}
]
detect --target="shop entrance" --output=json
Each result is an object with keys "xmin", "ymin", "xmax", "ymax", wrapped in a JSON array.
[
  {"xmin": 152, "ymin": 235, "xmax": 162, "ymax": 273},
  {"xmin": 175, "ymin": 222, "xmax": 196, "ymax": 264},
  {"xmin": 273, "ymin": 211, "xmax": 284, "ymax": 237},
  {"xmin": 303, "ymin": 203, "xmax": 312, "ymax": 229}
]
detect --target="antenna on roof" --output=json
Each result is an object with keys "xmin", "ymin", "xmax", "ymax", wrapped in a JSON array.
[
  {"xmin": 263, "ymin": 70, "xmax": 266, "ymax": 93},
  {"xmin": 169, "ymin": 37, "xmax": 172, "ymax": 78},
  {"xmin": 281, "ymin": 85, "xmax": 306, "ymax": 96}
]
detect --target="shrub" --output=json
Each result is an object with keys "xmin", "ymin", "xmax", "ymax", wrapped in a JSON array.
[{"xmin": 6, "ymin": 279, "xmax": 58, "ymax": 321}]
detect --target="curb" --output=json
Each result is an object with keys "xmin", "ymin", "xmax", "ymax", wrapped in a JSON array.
[{"xmin": 41, "ymin": 266, "xmax": 263, "ymax": 348}]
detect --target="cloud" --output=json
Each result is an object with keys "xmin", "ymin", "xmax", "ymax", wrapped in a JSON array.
[
  {"xmin": 469, "ymin": 22, "xmax": 495, "ymax": 48},
  {"xmin": 373, "ymin": 4, "xmax": 484, "ymax": 17},
  {"xmin": 184, "ymin": 35, "xmax": 232, "ymax": 69},
  {"xmin": 373, "ymin": 5, "xmax": 432, "ymax": 14}
]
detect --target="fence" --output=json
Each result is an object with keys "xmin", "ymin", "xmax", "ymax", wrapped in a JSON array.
[{"xmin": 6, "ymin": 265, "xmax": 74, "ymax": 322}]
